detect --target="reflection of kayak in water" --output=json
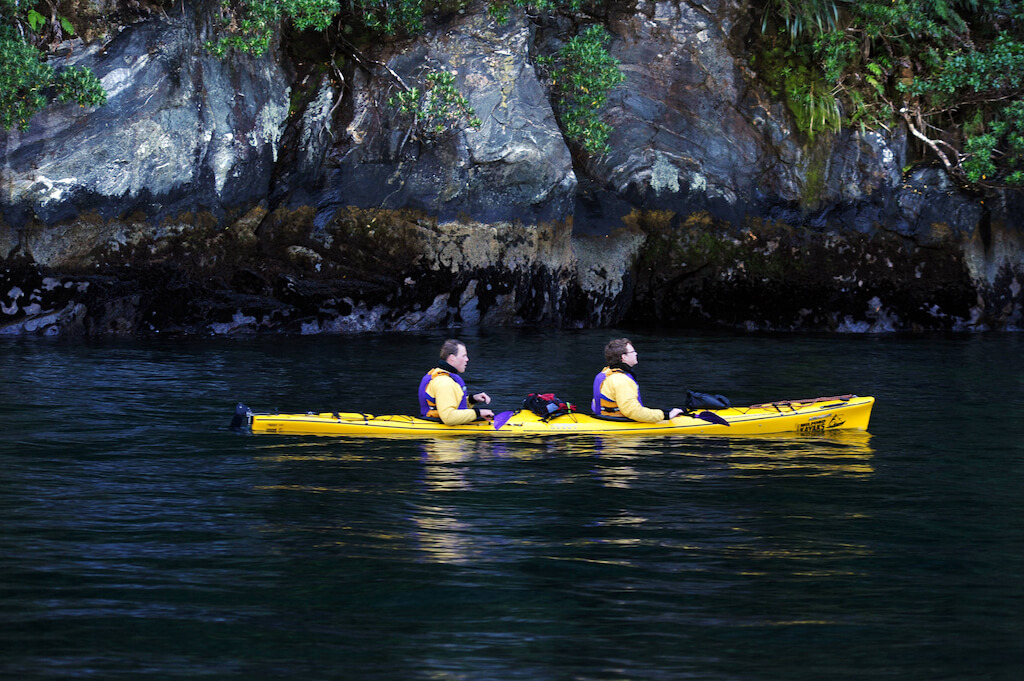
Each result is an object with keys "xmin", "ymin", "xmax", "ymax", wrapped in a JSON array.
[
  {"xmin": 234, "ymin": 395, "xmax": 874, "ymax": 438},
  {"xmin": 712, "ymin": 429, "xmax": 876, "ymax": 475}
]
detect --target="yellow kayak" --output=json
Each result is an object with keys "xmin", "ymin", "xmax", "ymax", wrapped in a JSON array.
[{"xmin": 235, "ymin": 395, "xmax": 873, "ymax": 438}]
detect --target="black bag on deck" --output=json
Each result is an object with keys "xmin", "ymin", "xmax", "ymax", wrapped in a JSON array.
[
  {"xmin": 685, "ymin": 390, "xmax": 731, "ymax": 410},
  {"xmin": 523, "ymin": 393, "xmax": 577, "ymax": 420}
]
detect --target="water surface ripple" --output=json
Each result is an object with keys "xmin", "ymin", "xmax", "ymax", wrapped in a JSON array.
[{"xmin": 1, "ymin": 331, "xmax": 1021, "ymax": 680}]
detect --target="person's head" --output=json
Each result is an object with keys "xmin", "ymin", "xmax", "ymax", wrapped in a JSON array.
[
  {"xmin": 604, "ymin": 337, "xmax": 638, "ymax": 367},
  {"xmin": 440, "ymin": 338, "xmax": 469, "ymax": 373}
]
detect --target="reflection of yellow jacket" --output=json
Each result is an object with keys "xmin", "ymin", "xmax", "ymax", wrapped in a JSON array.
[
  {"xmin": 426, "ymin": 372, "xmax": 479, "ymax": 425},
  {"xmin": 600, "ymin": 369, "xmax": 667, "ymax": 423}
]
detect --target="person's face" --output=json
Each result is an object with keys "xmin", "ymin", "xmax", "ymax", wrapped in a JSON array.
[
  {"xmin": 621, "ymin": 344, "xmax": 638, "ymax": 367},
  {"xmin": 447, "ymin": 344, "xmax": 470, "ymax": 373}
]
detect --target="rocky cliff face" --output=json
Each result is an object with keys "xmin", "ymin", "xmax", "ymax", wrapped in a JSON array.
[{"xmin": 2, "ymin": 0, "xmax": 1021, "ymax": 336}]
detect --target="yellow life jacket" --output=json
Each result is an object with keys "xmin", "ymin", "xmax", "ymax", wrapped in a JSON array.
[
  {"xmin": 592, "ymin": 367, "xmax": 640, "ymax": 416},
  {"xmin": 418, "ymin": 367, "xmax": 468, "ymax": 418}
]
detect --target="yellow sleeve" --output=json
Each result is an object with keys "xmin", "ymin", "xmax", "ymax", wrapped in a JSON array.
[
  {"xmin": 429, "ymin": 374, "xmax": 480, "ymax": 425},
  {"xmin": 605, "ymin": 373, "xmax": 667, "ymax": 423}
]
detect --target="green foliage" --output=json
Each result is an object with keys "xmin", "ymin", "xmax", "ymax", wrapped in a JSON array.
[
  {"xmin": 904, "ymin": 33, "xmax": 1024, "ymax": 99},
  {"xmin": 488, "ymin": 0, "xmax": 586, "ymax": 24},
  {"xmin": 208, "ymin": 1, "xmax": 625, "ymax": 157},
  {"xmin": 0, "ymin": 5, "xmax": 106, "ymax": 132},
  {"xmin": 206, "ymin": 0, "xmax": 449, "ymax": 147},
  {"xmin": 206, "ymin": 0, "xmax": 426, "ymax": 56},
  {"xmin": 207, "ymin": 0, "xmax": 285, "ymax": 57},
  {"xmin": 26, "ymin": 9, "xmax": 46, "ymax": 33},
  {"xmin": 756, "ymin": 0, "xmax": 1024, "ymax": 187},
  {"xmin": 962, "ymin": 100, "xmax": 1024, "ymax": 185},
  {"xmin": 388, "ymin": 68, "xmax": 481, "ymax": 141},
  {"xmin": 760, "ymin": 0, "xmax": 840, "ymax": 41},
  {"xmin": 812, "ymin": 27, "xmax": 855, "ymax": 83},
  {"xmin": 56, "ymin": 64, "xmax": 107, "ymax": 107},
  {"xmin": 360, "ymin": 0, "xmax": 424, "ymax": 35},
  {"xmin": 0, "ymin": 27, "xmax": 51, "ymax": 131},
  {"xmin": 544, "ymin": 24, "xmax": 625, "ymax": 155},
  {"xmin": 285, "ymin": 0, "xmax": 342, "ymax": 31},
  {"xmin": 207, "ymin": 0, "xmax": 600, "ymax": 54},
  {"xmin": 752, "ymin": 33, "xmax": 841, "ymax": 139},
  {"xmin": 785, "ymin": 75, "xmax": 840, "ymax": 140}
]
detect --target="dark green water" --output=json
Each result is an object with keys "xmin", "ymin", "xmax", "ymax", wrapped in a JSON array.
[{"xmin": 1, "ymin": 330, "xmax": 1022, "ymax": 680}]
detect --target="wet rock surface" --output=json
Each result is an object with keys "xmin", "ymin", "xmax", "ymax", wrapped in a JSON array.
[{"xmin": 1, "ymin": 1, "xmax": 1021, "ymax": 335}]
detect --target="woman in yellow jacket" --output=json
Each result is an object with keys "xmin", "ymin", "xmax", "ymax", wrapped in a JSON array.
[
  {"xmin": 418, "ymin": 339, "xmax": 494, "ymax": 425},
  {"xmin": 592, "ymin": 338, "xmax": 684, "ymax": 422}
]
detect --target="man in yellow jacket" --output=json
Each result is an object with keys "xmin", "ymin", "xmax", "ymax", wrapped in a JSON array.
[
  {"xmin": 592, "ymin": 338, "xmax": 684, "ymax": 423},
  {"xmin": 418, "ymin": 339, "xmax": 495, "ymax": 425}
]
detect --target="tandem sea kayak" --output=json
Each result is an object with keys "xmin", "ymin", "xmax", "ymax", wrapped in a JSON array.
[{"xmin": 233, "ymin": 394, "xmax": 874, "ymax": 438}]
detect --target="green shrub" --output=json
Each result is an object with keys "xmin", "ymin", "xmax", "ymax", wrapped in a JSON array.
[
  {"xmin": 488, "ymin": 0, "xmax": 585, "ymax": 24},
  {"xmin": 0, "ymin": 5, "xmax": 106, "ymax": 132},
  {"xmin": 388, "ymin": 68, "xmax": 481, "ymax": 141},
  {"xmin": 904, "ymin": 33, "xmax": 1024, "ymax": 100},
  {"xmin": 0, "ymin": 27, "xmax": 51, "ymax": 131},
  {"xmin": 756, "ymin": 0, "xmax": 1024, "ymax": 187},
  {"xmin": 56, "ymin": 64, "xmax": 107, "ymax": 107},
  {"xmin": 963, "ymin": 100, "xmax": 1024, "ymax": 185},
  {"xmin": 206, "ymin": 0, "xmax": 427, "ymax": 56},
  {"xmin": 543, "ymin": 24, "xmax": 625, "ymax": 155}
]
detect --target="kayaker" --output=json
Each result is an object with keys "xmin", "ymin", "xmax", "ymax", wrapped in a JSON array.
[
  {"xmin": 592, "ymin": 338, "xmax": 684, "ymax": 422},
  {"xmin": 419, "ymin": 339, "xmax": 495, "ymax": 425}
]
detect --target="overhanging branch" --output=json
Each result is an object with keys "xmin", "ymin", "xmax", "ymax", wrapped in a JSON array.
[{"xmin": 901, "ymin": 106, "xmax": 963, "ymax": 180}]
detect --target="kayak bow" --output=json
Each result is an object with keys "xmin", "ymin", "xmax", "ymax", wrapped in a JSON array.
[{"xmin": 234, "ymin": 394, "xmax": 873, "ymax": 438}]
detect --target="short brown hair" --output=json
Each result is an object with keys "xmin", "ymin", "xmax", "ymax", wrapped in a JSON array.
[
  {"xmin": 604, "ymin": 338, "xmax": 632, "ymax": 365},
  {"xmin": 439, "ymin": 338, "xmax": 464, "ymax": 361}
]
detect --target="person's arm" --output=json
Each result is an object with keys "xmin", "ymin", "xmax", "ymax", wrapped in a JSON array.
[
  {"xmin": 606, "ymin": 373, "xmax": 668, "ymax": 423},
  {"xmin": 434, "ymin": 376, "xmax": 483, "ymax": 425}
]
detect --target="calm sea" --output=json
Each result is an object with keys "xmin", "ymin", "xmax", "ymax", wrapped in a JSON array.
[{"xmin": 1, "ymin": 329, "xmax": 1022, "ymax": 680}]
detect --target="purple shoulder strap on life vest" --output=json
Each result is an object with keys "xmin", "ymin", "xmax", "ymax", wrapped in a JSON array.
[
  {"xmin": 418, "ymin": 372, "xmax": 433, "ymax": 416},
  {"xmin": 591, "ymin": 371, "xmax": 606, "ymax": 414},
  {"xmin": 419, "ymin": 370, "xmax": 469, "ymax": 417}
]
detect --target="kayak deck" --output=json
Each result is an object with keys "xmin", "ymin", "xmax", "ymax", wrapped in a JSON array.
[{"xmin": 239, "ymin": 395, "xmax": 874, "ymax": 438}]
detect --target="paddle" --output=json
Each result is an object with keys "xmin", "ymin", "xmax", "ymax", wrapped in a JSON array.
[
  {"xmin": 693, "ymin": 410, "xmax": 730, "ymax": 426},
  {"xmin": 492, "ymin": 410, "xmax": 516, "ymax": 430},
  {"xmin": 229, "ymin": 403, "xmax": 250, "ymax": 430},
  {"xmin": 329, "ymin": 412, "xmax": 374, "ymax": 421}
]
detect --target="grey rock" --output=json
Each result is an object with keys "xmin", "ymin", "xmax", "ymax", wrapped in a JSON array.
[
  {"xmin": 1, "ymin": 2, "xmax": 1021, "ymax": 334},
  {"xmin": 1, "ymin": 5, "xmax": 288, "ymax": 232}
]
